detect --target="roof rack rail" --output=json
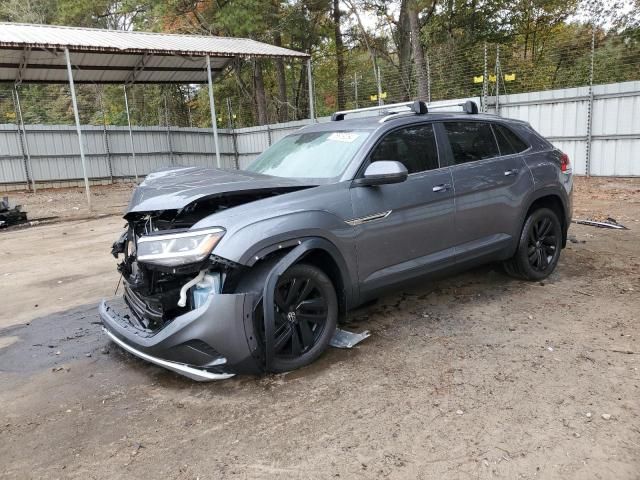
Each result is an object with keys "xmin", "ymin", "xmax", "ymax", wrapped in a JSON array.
[
  {"xmin": 427, "ymin": 100, "xmax": 479, "ymax": 114},
  {"xmin": 331, "ymin": 100, "xmax": 427, "ymax": 121},
  {"xmin": 331, "ymin": 99, "xmax": 478, "ymax": 122}
]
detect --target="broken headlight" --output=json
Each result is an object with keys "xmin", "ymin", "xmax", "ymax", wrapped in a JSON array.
[{"xmin": 136, "ymin": 227, "xmax": 225, "ymax": 267}]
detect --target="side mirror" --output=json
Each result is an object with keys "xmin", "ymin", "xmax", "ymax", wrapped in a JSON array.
[{"xmin": 355, "ymin": 161, "xmax": 408, "ymax": 187}]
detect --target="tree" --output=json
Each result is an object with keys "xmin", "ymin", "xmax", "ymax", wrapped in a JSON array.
[
  {"xmin": 407, "ymin": 0, "xmax": 437, "ymax": 100},
  {"xmin": 333, "ymin": 0, "xmax": 346, "ymax": 109}
]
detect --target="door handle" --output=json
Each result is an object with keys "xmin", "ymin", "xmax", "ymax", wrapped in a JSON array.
[
  {"xmin": 432, "ymin": 183, "xmax": 451, "ymax": 192},
  {"xmin": 504, "ymin": 169, "xmax": 519, "ymax": 176}
]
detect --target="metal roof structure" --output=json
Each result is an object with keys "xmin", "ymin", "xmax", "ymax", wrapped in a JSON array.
[
  {"xmin": 0, "ymin": 23, "xmax": 310, "ymax": 84},
  {"xmin": 0, "ymin": 23, "xmax": 315, "ymax": 208}
]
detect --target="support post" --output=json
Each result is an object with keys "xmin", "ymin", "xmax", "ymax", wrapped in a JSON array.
[
  {"xmin": 307, "ymin": 58, "xmax": 315, "ymax": 121},
  {"xmin": 123, "ymin": 85, "xmax": 138, "ymax": 182},
  {"xmin": 64, "ymin": 47, "xmax": 91, "ymax": 209},
  {"xmin": 206, "ymin": 54, "xmax": 222, "ymax": 168},
  {"xmin": 13, "ymin": 86, "xmax": 35, "ymax": 192},
  {"xmin": 586, "ymin": 27, "xmax": 595, "ymax": 177}
]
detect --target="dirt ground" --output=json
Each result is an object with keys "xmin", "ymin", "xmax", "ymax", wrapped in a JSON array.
[{"xmin": 1, "ymin": 177, "xmax": 639, "ymax": 479}]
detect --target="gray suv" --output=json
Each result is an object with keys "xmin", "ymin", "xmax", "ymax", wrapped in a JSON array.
[{"xmin": 100, "ymin": 100, "xmax": 573, "ymax": 381}]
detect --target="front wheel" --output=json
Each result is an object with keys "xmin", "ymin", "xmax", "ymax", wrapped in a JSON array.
[
  {"xmin": 504, "ymin": 207, "xmax": 563, "ymax": 281},
  {"xmin": 256, "ymin": 263, "xmax": 338, "ymax": 373}
]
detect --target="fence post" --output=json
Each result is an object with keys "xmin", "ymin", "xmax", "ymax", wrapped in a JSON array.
[
  {"xmin": 376, "ymin": 65, "xmax": 383, "ymax": 106},
  {"xmin": 98, "ymin": 87, "xmax": 113, "ymax": 184},
  {"xmin": 586, "ymin": 27, "xmax": 595, "ymax": 177},
  {"xmin": 164, "ymin": 94, "xmax": 173, "ymax": 165},
  {"xmin": 12, "ymin": 86, "xmax": 35, "ymax": 191},
  {"xmin": 426, "ymin": 50, "xmax": 431, "ymax": 103},
  {"xmin": 226, "ymin": 97, "xmax": 240, "ymax": 170},
  {"xmin": 353, "ymin": 72, "xmax": 359, "ymax": 108},
  {"xmin": 495, "ymin": 45, "xmax": 501, "ymax": 116},
  {"xmin": 482, "ymin": 42, "xmax": 488, "ymax": 113},
  {"xmin": 123, "ymin": 85, "xmax": 138, "ymax": 182}
]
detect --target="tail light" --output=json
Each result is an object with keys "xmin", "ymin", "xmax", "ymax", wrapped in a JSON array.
[{"xmin": 560, "ymin": 152, "xmax": 571, "ymax": 173}]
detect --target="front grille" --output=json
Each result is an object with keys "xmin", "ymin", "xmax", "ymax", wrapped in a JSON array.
[{"xmin": 124, "ymin": 285, "xmax": 163, "ymax": 326}]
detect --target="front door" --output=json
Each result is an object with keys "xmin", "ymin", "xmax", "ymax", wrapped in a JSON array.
[{"xmin": 349, "ymin": 123, "xmax": 455, "ymax": 296}]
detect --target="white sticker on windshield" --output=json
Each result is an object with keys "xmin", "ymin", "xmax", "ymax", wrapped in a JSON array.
[{"xmin": 328, "ymin": 132, "xmax": 360, "ymax": 143}]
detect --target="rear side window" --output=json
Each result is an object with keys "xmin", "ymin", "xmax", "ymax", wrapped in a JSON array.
[
  {"xmin": 443, "ymin": 122, "xmax": 499, "ymax": 164},
  {"xmin": 370, "ymin": 124, "xmax": 439, "ymax": 174},
  {"xmin": 493, "ymin": 124, "xmax": 529, "ymax": 155}
]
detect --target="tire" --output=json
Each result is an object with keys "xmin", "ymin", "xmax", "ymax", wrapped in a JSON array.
[
  {"xmin": 256, "ymin": 263, "xmax": 338, "ymax": 373},
  {"xmin": 503, "ymin": 207, "xmax": 563, "ymax": 281}
]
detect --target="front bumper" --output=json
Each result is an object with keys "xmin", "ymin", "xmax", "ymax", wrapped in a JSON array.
[
  {"xmin": 99, "ymin": 290, "xmax": 262, "ymax": 381},
  {"xmin": 102, "ymin": 326, "xmax": 234, "ymax": 381}
]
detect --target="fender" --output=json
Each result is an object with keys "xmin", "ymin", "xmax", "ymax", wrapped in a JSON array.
[
  {"xmin": 261, "ymin": 238, "xmax": 353, "ymax": 371},
  {"xmin": 518, "ymin": 184, "xmax": 571, "ymax": 245}
]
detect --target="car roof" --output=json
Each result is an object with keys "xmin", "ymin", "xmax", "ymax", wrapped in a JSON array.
[{"xmin": 299, "ymin": 111, "xmax": 528, "ymax": 134}]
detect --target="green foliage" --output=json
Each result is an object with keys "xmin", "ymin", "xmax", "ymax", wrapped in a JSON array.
[{"xmin": 0, "ymin": 0, "xmax": 638, "ymax": 128}]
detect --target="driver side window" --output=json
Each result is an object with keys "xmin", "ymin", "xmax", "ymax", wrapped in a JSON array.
[{"xmin": 370, "ymin": 123, "xmax": 439, "ymax": 174}]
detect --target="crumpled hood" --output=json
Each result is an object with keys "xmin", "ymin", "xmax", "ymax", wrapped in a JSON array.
[{"xmin": 126, "ymin": 166, "xmax": 313, "ymax": 213}]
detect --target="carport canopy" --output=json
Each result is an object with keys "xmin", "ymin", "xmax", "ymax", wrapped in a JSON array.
[{"xmin": 0, "ymin": 23, "xmax": 313, "ymax": 207}]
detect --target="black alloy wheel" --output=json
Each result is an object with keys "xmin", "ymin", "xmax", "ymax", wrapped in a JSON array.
[
  {"xmin": 504, "ymin": 207, "xmax": 563, "ymax": 281},
  {"xmin": 527, "ymin": 215, "xmax": 559, "ymax": 272},
  {"xmin": 273, "ymin": 274, "xmax": 328, "ymax": 357},
  {"xmin": 256, "ymin": 263, "xmax": 338, "ymax": 372}
]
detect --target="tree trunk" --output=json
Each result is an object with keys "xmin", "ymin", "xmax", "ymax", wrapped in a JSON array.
[
  {"xmin": 409, "ymin": 3, "xmax": 429, "ymax": 101},
  {"xmin": 397, "ymin": 0, "xmax": 413, "ymax": 100},
  {"xmin": 253, "ymin": 59, "xmax": 268, "ymax": 125},
  {"xmin": 295, "ymin": 62, "xmax": 309, "ymax": 120},
  {"xmin": 333, "ymin": 0, "xmax": 346, "ymax": 109},
  {"xmin": 273, "ymin": 32, "xmax": 289, "ymax": 122}
]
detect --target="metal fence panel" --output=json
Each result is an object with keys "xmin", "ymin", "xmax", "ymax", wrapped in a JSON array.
[
  {"xmin": 489, "ymin": 80, "xmax": 640, "ymax": 176},
  {"xmin": 1, "ymin": 81, "xmax": 639, "ymax": 188}
]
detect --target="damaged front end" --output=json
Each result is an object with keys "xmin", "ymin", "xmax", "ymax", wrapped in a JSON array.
[{"xmin": 101, "ymin": 198, "xmax": 267, "ymax": 380}]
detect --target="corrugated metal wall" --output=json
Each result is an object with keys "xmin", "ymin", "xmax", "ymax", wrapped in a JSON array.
[
  {"xmin": 1, "ymin": 81, "xmax": 638, "ymax": 189},
  {"xmin": 488, "ymin": 80, "xmax": 640, "ymax": 176}
]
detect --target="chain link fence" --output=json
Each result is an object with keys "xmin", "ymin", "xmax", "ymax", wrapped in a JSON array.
[{"xmin": 0, "ymin": 32, "xmax": 638, "ymax": 189}]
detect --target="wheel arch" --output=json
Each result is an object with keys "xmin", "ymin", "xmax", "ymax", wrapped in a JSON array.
[
  {"xmin": 522, "ymin": 191, "xmax": 569, "ymax": 248},
  {"xmin": 258, "ymin": 238, "xmax": 354, "ymax": 371}
]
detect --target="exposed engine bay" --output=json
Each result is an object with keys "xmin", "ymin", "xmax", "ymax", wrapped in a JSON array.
[{"xmin": 110, "ymin": 193, "xmax": 280, "ymax": 331}]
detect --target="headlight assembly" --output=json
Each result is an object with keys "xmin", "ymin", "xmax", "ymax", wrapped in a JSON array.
[{"xmin": 136, "ymin": 227, "xmax": 225, "ymax": 267}]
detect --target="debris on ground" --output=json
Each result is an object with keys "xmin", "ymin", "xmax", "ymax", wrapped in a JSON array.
[
  {"xmin": 574, "ymin": 217, "xmax": 628, "ymax": 230},
  {"xmin": 0, "ymin": 197, "xmax": 28, "ymax": 228},
  {"xmin": 602, "ymin": 413, "xmax": 612, "ymax": 420},
  {"xmin": 330, "ymin": 328, "xmax": 371, "ymax": 348}
]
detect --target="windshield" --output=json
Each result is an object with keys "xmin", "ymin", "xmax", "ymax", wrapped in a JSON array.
[{"xmin": 246, "ymin": 130, "xmax": 370, "ymax": 179}]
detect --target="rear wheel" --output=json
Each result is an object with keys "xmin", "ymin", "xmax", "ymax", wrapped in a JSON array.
[
  {"xmin": 256, "ymin": 263, "xmax": 338, "ymax": 373},
  {"xmin": 504, "ymin": 207, "xmax": 562, "ymax": 281}
]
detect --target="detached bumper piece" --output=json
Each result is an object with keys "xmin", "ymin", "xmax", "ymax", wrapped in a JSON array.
[{"xmin": 99, "ymin": 290, "xmax": 262, "ymax": 381}]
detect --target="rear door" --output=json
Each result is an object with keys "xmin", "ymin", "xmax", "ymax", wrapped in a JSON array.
[
  {"xmin": 349, "ymin": 123, "xmax": 455, "ymax": 295},
  {"xmin": 441, "ymin": 120, "xmax": 532, "ymax": 263}
]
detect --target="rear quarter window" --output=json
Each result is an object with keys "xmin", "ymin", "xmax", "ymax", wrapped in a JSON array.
[{"xmin": 493, "ymin": 124, "xmax": 529, "ymax": 155}]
